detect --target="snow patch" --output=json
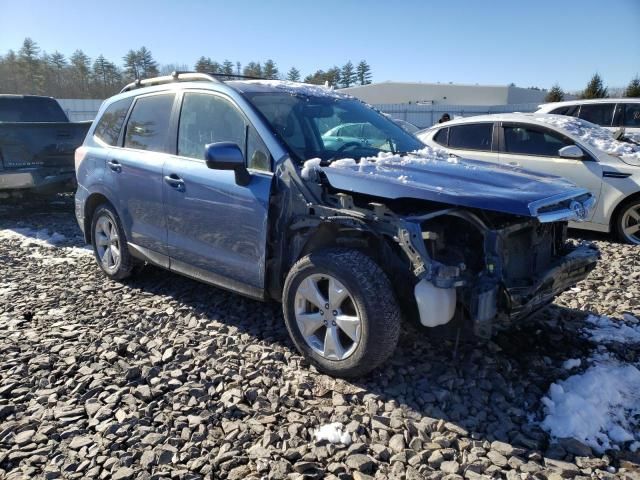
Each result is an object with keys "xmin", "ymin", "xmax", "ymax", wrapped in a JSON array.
[
  {"xmin": 562, "ymin": 358, "xmax": 581, "ymax": 370},
  {"xmin": 541, "ymin": 360, "xmax": 640, "ymax": 452},
  {"xmin": 534, "ymin": 114, "xmax": 640, "ymax": 163},
  {"xmin": 314, "ymin": 423, "xmax": 351, "ymax": 445},
  {"xmin": 0, "ymin": 228, "xmax": 92, "ymax": 257},
  {"xmin": 301, "ymin": 158, "xmax": 322, "ymax": 180},
  {"xmin": 585, "ymin": 314, "xmax": 640, "ymax": 344},
  {"xmin": 242, "ymin": 80, "xmax": 352, "ymax": 100}
]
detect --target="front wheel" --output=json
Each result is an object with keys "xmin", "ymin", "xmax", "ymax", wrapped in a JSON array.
[
  {"xmin": 614, "ymin": 198, "xmax": 640, "ymax": 245},
  {"xmin": 282, "ymin": 248, "xmax": 401, "ymax": 378}
]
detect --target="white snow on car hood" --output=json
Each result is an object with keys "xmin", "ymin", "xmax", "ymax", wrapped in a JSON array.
[{"xmin": 534, "ymin": 114, "xmax": 640, "ymax": 164}]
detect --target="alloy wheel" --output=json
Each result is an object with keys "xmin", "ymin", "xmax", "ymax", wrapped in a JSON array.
[
  {"xmin": 94, "ymin": 215, "xmax": 121, "ymax": 273},
  {"xmin": 293, "ymin": 274, "xmax": 362, "ymax": 361},
  {"xmin": 621, "ymin": 204, "xmax": 640, "ymax": 245}
]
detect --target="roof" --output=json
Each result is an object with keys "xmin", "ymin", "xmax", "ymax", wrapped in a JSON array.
[{"xmin": 538, "ymin": 98, "xmax": 640, "ymax": 109}]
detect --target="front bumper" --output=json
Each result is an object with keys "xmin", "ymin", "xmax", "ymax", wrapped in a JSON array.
[
  {"xmin": 0, "ymin": 168, "xmax": 76, "ymax": 192},
  {"xmin": 473, "ymin": 243, "xmax": 599, "ymax": 337}
]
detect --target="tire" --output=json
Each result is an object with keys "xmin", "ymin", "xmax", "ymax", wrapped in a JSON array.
[
  {"xmin": 282, "ymin": 248, "xmax": 401, "ymax": 378},
  {"xmin": 614, "ymin": 198, "xmax": 640, "ymax": 245},
  {"xmin": 90, "ymin": 203, "xmax": 136, "ymax": 280}
]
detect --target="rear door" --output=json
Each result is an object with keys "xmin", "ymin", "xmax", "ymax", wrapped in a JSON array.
[
  {"xmin": 107, "ymin": 92, "xmax": 176, "ymax": 261},
  {"xmin": 613, "ymin": 102, "xmax": 640, "ymax": 139},
  {"xmin": 497, "ymin": 122, "xmax": 603, "ymax": 220},
  {"xmin": 432, "ymin": 122, "xmax": 499, "ymax": 164},
  {"xmin": 577, "ymin": 103, "xmax": 615, "ymax": 128},
  {"xmin": 163, "ymin": 90, "xmax": 273, "ymax": 298}
]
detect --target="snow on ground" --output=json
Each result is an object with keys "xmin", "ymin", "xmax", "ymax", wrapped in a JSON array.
[
  {"xmin": 534, "ymin": 114, "xmax": 640, "ymax": 163},
  {"xmin": 541, "ymin": 313, "xmax": 640, "ymax": 452},
  {"xmin": 585, "ymin": 313, "xmax": 640, "ymax": 344},
  {"xmin": 541, "ymin": 359, "xmax": 640, "ymax": 452},
  {"xmin": 314, "ymin": 423, "xmax": 352, "ymax": 445},
  {"xmin": 562, "ymin": 358, "xmax": 581, "ymax": 370},
  {"xmin": 0, "ymin": 228, "xmax": 92, "ymax": 257}
]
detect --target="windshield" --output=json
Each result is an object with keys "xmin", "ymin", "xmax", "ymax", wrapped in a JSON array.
[
  {"xmin": 0, "ymin": 97, "xmax": 68, "ymax": 122},
  {"xmin": 243, "ymin": 92, "xmax": 424, "ymax": 163}
]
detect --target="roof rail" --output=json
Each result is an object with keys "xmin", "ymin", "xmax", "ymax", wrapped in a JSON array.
[
  {"xmin": 119, "ymin": 71, "xmax": 221, "ymax": 93},
  {"xmin": 120, "ymin": 71, "xmax": 270, "ymax": 93}
]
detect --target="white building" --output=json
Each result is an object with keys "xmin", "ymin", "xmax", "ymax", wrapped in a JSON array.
[{"xmin": 341, "ymin": 81, "xmax": 555, "ymax": 106}]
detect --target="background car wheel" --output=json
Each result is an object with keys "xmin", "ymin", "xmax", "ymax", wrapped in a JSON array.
[
  {"xmin": 615, "ymin": 198, "xmax": 640, "ymax": 245},
  {"xmin": 283, "ymin": 248, "xmax": 401, "ymax": 378},
  {"xmin": 91, "ymin": 203, "xmax": 136, "ymax": 280}
]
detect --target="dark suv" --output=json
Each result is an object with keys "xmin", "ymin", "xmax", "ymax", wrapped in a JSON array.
[{"xmin": 75, "ymin": 73, "xmax": 598, "ymax": 377}]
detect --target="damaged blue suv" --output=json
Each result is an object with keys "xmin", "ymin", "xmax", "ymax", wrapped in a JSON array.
[{"xmin": 75, "ymin": 72, "xmax": 598, "ymax": 377}]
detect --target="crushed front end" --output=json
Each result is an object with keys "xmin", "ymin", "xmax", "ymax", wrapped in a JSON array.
[
  {"xmin": 299, "ymin": 182, "xmax": 599, "ymax": 338},
  {"xmin": 406, "ymin": 195, "xmax": 599, "ymax": 337}
]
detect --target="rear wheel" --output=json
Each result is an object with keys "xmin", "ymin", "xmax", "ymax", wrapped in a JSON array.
[
  {"xmin": 614, "ymin": 198, "xmax": 640, "ymax": 245},
  {"xmin": 282, "ymin": 248, "xmax": 401, "ymax": 378},
  {"xmin": 91, "ymin": 203, "xmax": 136, "ymax": 280}
]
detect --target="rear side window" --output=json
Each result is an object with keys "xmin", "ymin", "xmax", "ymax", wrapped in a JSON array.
[
  {"xmin": 94, "ymin": 98, "xmax": 133, "ymax": 146},
  {"xmin": 448, "ymin": 124, "xmax": 492, "ymax": 151},
  {"xmin": 550, "ymin": 106, "xmax": 570, "ymax": 115},
  {"xmin": 622, "ymin": 103, "xmax": 640, "ymax": 127},
  {"xmin": 433, "ymin": 127, "xmax": 448, "ymax": 146},
  {"xmin": 124, "ymin": 94, "xmax": 175, "ymax": 153},
  {"xmin": 578, "ymin": 103, "xmax": 614, "ymax": 126},
  {"xmin": 504, "ymin": 126, "xmax": 572, "ymax": 157}
]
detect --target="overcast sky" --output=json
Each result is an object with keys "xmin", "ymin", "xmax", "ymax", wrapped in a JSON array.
[{"xmin": 1, "ymin": 0, "xmax": 638, "ymax": 91}]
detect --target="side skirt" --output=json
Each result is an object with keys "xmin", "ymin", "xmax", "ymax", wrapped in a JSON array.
[{"xmin": 127, "ymin": 242, "xmax": 266, "ymax": 301}]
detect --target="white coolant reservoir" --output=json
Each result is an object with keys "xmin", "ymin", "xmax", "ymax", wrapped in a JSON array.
[{"xmin": 414, "ymin": 279, "xmax": 456, "ymax": 327}]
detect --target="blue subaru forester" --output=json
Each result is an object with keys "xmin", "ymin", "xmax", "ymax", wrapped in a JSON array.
[{"xmin": 75, "ymin": 72, "xmax": 598, "ymax": 377}]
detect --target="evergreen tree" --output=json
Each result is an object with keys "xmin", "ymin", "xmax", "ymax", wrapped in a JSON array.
[
  {"xmin": 263, "ymin": 59, "xmax": 278, "ymax": 79},
  {"xmin": 625, "ymin": 76, "xmax": 640, "ymax": 98},
  {"xmin": 221, "ymin": 60, "xmax": 234, "ymax": 76},
  {"xmin": 123, "ymin": 49, "xmax": 140, "ymax": 80},
  {"xmin": 243, "ymin": 61, "xmax": 262, "ymax": 78},
  {"xmin": 580, "ymin": 73, "xmax": 608, "ymax": 99},
  {"xmin": 340, "ymin": 61, "xmax": 356, "ymax": 88},
  {"xmin": 195, "ymin": 56, "xmax": 212, "ymax": 73},
  {"xmin": 70, "ymin": 49, "xmax": 91, "ymax": 97},
  {"xmin": 138, "ymin": 47, "xmax": 158, "ymax": 78},
  {"xmin": 93, "ymin": 55, "xmax": 110, "ymax": 96},
  {"xmin": 325, "ymin": 67, "xmax": 341, "ymax": 87},
  {"xmin": 0, "ymin": 50, "xmax": 20, "ymax": 93},
  {"xmin": 356, "ymin": 60, "xmax": 372, "ymax": 85},
  {"xmin": 544, "ymin": 84, "xmax": 565, "ymax": 102},
  {"xmin": 304, "ymin": 70, "xmax": 327, "ymax": 85},
  {"xmin": 286, "ymin": 67, "xmax": 301, "ymax": 82},
  {"xmin": 47, "ymin": 51, "xmax": 67, "ymax": 97},
  {"xmin": 18, "ymin": 37, "xmax": 43, "ymax": 93}
]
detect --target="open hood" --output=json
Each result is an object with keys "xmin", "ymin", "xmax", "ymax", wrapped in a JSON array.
[{"xmin": 320, "ymin": 153, "xmax": 591, "ymax": 219}]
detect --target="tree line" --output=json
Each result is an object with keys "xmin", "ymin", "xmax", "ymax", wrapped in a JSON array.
[
  {"xmin": 0, "ymin": 38, "xmax": 373, "ymax": 99},
  {"xmin": 544, "ymin": 73, "xmax": 640, "ymax": 102}
]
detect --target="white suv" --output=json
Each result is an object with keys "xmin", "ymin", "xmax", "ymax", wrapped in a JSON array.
[
  {"xmin": 537, "ymin": 98, "xmax": 640, "ymax": 142},
  {"xmin": 417, "ymin": 113, "xmax": 640, "ymax": 244}
]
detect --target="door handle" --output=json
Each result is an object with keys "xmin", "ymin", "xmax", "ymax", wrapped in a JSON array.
[
  {"xmin": 107, "ymin": 159, "xmax": 122, "ymax": 172},
  {"xmin": 164, "ymin": 174, "xmax": 185, "ymax": 191},
  {"xmin": 508, "ymin": 161, "xmax": 520, "ymax": 167}
]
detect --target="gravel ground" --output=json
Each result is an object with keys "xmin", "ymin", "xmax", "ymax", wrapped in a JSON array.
[{"xmin": 1, "ymin": 195, "xmax": 639, "ymax": 480}]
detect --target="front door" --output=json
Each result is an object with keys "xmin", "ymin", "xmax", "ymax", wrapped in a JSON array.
[
  {"xmin": 163, "ymin": 91, "xmax": 273, "ymax": 297},
  {"xmin": 498, "ymin": 123, "xmax": 603, "ymax": 221}
]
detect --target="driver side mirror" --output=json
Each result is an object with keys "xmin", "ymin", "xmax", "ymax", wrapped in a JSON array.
[
  {"xmin": 558, "ymin": 145, "xmax": 585, "ymax": 159},
  {"xmin": 205, "ymin": 142, "xmax": 251, "ymax": 186}
]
